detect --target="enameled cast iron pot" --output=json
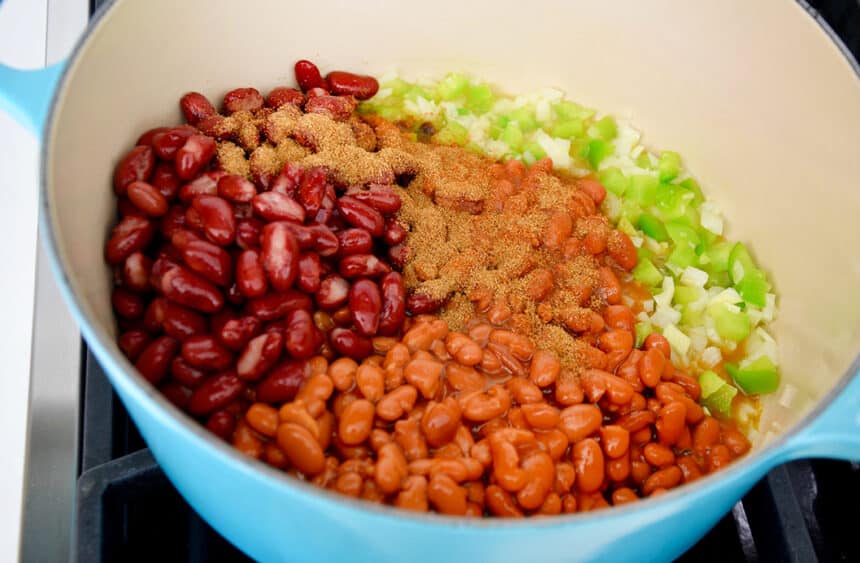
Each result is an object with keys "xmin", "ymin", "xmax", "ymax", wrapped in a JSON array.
[{"xmin": 2, "ymin": 1, "xmax": 859, "ymax": 561}]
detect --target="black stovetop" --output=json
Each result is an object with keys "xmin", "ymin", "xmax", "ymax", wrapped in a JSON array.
[{"xmin": 78, "ymin": 1, "xmax": 860, "ymax": 561}]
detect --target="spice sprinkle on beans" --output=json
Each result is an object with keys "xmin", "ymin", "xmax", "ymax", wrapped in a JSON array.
[{"xmin": 107, "ymin": 59, "xmax": 757, "ymax": 517}]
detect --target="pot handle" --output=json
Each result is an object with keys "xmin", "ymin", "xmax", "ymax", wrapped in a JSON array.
[
  {"xmin": 781, "ymin": 371, "xmax": 860, "ymax": 461},
  {"xmin": 0, "ymin": 61, "xmax": 65, "ymax": 138}
]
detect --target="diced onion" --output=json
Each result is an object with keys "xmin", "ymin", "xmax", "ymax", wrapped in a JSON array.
[
  {"xmin": 681, "ymin": 266, "xmax": 709, "ymax": 288},
  {"xmin": 663, "ymin": 324, "xmax": 691, "ymax": 356}
]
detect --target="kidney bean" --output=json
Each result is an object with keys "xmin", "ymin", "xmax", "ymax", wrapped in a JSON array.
[
  {"xmin": 246, "ymin": 290, "xmax": 311, "ymax": 320},
  {"xmin": 292, "ymin": 166, "xmax": 324, "ymax": 214},
  {"xmin": 234, "ymin": 218, "xmax": 262, "ymax": 250},
  {"xmin": 285, "ymin": 309, "xmax": 320, "ymax": 360},
  {"xmin": 294, "ymin": 60, "xmax": 325, "ymax": 92},
  {"xmin": 336, "ymin": 196, "xmax": 384, "ymax": 237},
  {"xmin": 335, "ymin": 254, "xmax": 387, "ymax": 280},
  {"xmin": 304, "ymin": 95, "xmax": 357, "ymax": 121},
  {"xmin": 114, "ymin": 145, "xmax": 155, "ymax": 195},
  {"xmin": 382, "ymin": 218, "xmax": 408, "ymax": 247},
  {"xmin": 136, "ymin": 127, "xmax": 169, "ymax": 147},
  {"xmin": 559, "ymin": 404, "xmax": 602, "ymax": 442},
  {"xmin": 120, "ymin": 253, "xmax": 152, "ymax": 294},
  {"xmin": 125, "ymin": 181, "xmax": 168, "ymax": 217},
  {"xmin": 167, "ymin": 357, "xmax": 206, "ymax": 389},
  {"xmin": 344, "ymin": 279, "xmax": 381, "ymax": 337},
  {"xmin": 135, "ymin": 336, "xmax": 179, "ymax": 384},
  {"xmin": 160, "ymin": 266, "xmax": 224, "ymax": 313},
  {"xmin": 260, "ymin": 222, "xmax": 300, "ymax": 291},
  {"xmin": 111, "ymin": 288, "xmax": 145, "ymax": 319},
  {"xmin": 266, "ymin": 86, "xmax": 304, "ymax": 109},
  {"xmin": 151, "ymin": 126, "xmax": 197, "ymax": 160},
  {"xmin": 387, "ymin": 242, "xmax": 410, "ymax": 270},
  {"xmin": 223, "ymin": 87, "xmax": 263, "ymax": 113},
  {"xmin": 118, "ymin": 330, "xmax": 151, "ymax": 362},
  {"xmin": 234, "ymin": 249, "xmax": 268, "ymax": 298},
  {"xmin": 191, "ymin": 195, "xmax": 235, "ymax": 246},
  {"xmin": 234, "ymin": 332, "xmax": 283, "ymax": 380},
  {"xmin": 327, "ymin": 328, "xmax": 372, "ymax": 361},
  {"xmin": 348, "ymin": 186, "xmax": 401, "ymax": 214},
  {"xmin": 177, "ymin": 92, "xmax": 216, "ymax": 125},
  {"xmin": 572, "ymin": 438, "xmax": 605, "ymax": 493},
  {"xmin": 179, "ymin": 171, "xmax": 225, "ymax": 203},
  {"xmin": 175, "ymin": 134, "xmax": 216, "ymax": 180},
  {"xmin": 204, "ymin": 409, "xmax": 236, "ymax": 441},
  {"xmin": 142, "ymin": 296, "xmax": 167, "ymax": 332},
  {"xmin": 160, "ymin": 381, "xmax": 193, "ymax": 409},
  {"xmin": 295, "ymin": 252, "xmax": 323, "ymax": 294},
  {"xmin": 325, "ymin": 71, "xmax": 379, "ymax": 100},
  {"xmin": 252, "ymin": 192, "xmax": 305, "ymax": 224},
  {"xmin": 336, "ymin": 229, "xmax": 373, "ymax": 257},
  {"xmin": 367, "ymin": 272, "xmax": 405, "ymax": 338},
  {"xmin": 150, "ymin": 162, "xmax": 181, "ymax": 200},
  {"xmin": 105, "ymin": 216, "xmax": 154, "ymax": 264},
  {"xmin": 182, "ymin": 239, "xmax": 232, "ymax": 287},
  {"xmin": 215, "ymin": 316, "xmax": 260, "ymax": 352},
  {"xmin": 181, "ymin": 335, "xmax": 233, "ymax": 371},
  {"xmin": 161, "ymin": 301, "xmax": 208, "ymax": 340},
  {"xmin": 253, "ymin": 360, "xmax": 307, "ymax": 403},
  {"xmin": 216, "ymin": 174, "xmax": 256, "ymax": 203},
  {"xmin": 517, "ymin": 451, "xmax": 555, "ymax": 510}
]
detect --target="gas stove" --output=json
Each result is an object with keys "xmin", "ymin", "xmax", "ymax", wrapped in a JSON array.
[{"xmin": 19, "ymin": 0, "xmax": 860, "ymax": 561}]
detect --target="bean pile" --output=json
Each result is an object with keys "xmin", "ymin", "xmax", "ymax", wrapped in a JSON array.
[{"xmin": 105, "ymin": 59, "xmax": 750, "ymax": 517}]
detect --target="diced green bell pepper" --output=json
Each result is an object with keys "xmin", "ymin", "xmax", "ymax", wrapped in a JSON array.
[
  {"xmin": 582, "ymin": 139, "xmax": 613, "ymax": 169},
  {"xmin": 433, "ymin": 121, "xmax": 469, "ymax": 146},
  {"xmin": 736, "ymin": 270, "xmax": 769, "ymax": 307},
  {"xmin": 501, "ymin": 122, "xmax": 524, "ymax": 151},
  {"xmin": 551, "ymin": 119, "xmax": 585, "ymax": 140},
  {"xmin": 634, "ymin": 322, "xmax": 655, "ymax": 348},
  {"xmin": 665, "ymin": 221, "xmax": 701, "ymax": 248},
  {"xmin": 673, "ymin": 286, "xmax": 701, "ymax": 306},
  {"xmin": 435, "ymin": 73, "xmax": 469, "ymax": 100},
  {"xmin": 627, "ymin": 175, "xmax": 658, "ymax": 206},
  {"xmin": 633, "ymin": 257, "xmax": 663, "ymax": 287},
  {"xmin": 591, "ymin": 116, "xmax": 618, "ymax": 141},
  {"xmin": 705, "ymin": 241, "xmax": 733, "ymax": 273},
  {"xmin": 668, "ymin": 243, "xmax": 697, "ymax": 269},
  {"xmin": 637, "ymin": 213, "xmax": 669, "ymax": 242},
  {"xmin": 636, "ymin": 151, "xmax": 654, "ymax": 170},
  {"xmin": 726, "ymin": 356, "xmax": 779, "ymax": 394},
  {"xmin": 709, "ymin": 302, "xmax": 751, "ymax": 342},
  {"xmin": 728, "ymin": 242, "xmax": 757, "ymax": 285},
  {"xmin": 510, "ymin": 107, "xmax": 538, "ymax": 133},
  {"xmin": 524, "ymin": 140, "xmax": 547, "ymax": 161},
  {"xmin": 599, "ymin": 167, "xmax": 629, "ymax": 196},
  {"xmin": 680, "ymin": 177, "xmax": 705, "ymax": 207},
  {"xmin": 698, "ymin": 370, "xmax": 738, "ymax": 417},
  {"xmin": 553, "ymin": 100, "xmax": 593, "ymax": 120},
  {"xmin": 466, "ymin": 84, "xmax": 495, "ymax": 114},
  {"xmin": 658, "ymin": 151, "xmax": 682, "ymax": 183}
]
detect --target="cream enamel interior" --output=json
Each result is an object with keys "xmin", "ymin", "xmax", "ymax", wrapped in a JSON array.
[{"xmin": 46, "ymin": 0, "xmax": 860, "ymax": 447}]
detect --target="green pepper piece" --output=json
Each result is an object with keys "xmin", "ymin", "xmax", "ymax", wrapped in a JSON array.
[
  {"xmin": 466, "ymin": 83, "xmax": 495, "ymax": 114},
  {"xmin": 658, "ymin": 151, "xmax": 682, "ymax": 183},
  {"xmin": 736, "ymin": 270, "xmax": 769, "ymax": 307},
  {"xmin": 680, "ymin": 177, "xmax": 705, "ymax": 207},
  {"xmin": 433, "ymin": 122, "xmax": 469, "ymax": 146},
  {"xmin": 699, "ymin": 370, "xmax": 727, "ymax": 398},
  {"xmin": 709, "ymin": 303, "xmax": 751, "ymax": 342},
  {"xmin": 551, "ymin": 119, "xmax": 585, "ymax": 140},
  {"xmin": 435, "ymin": 73, "xmax": 469, "ymax": 101},
  {"xmin": 632, "ymin": 257, "xmax": 663, "ymax": 287},
  {"xmin": 599, "ymin": 167, "xmax": 628, "ymax": 196},
  {"xmin": 673, "ymin": 286, "xmax": 700, "ymax": 306},
  {"xmin": 619, "ymin": 200, "xmax": 643, "ymax": 227},
  {"xmin": 726, "ymin": 356, "xmax": 779, "ymax": 394},
  {"xmin": 703, "ymin": 385, "xmax": 738, "ymax": 417},
  {"xmin": 554, "ymin": 100, "xmax": 593, "ymax": 120},
  {"xmin": 664, "ymin": 221, "xmax": 701, "ymax": 248},
  {"xmin": 668, "ymin": 243, "xmax": 697, "ymax": 269},
  {"xmin": 524, "ymin": 140, "xmax": 547, "ymax": 161},
  {"xmin": 728, "ymin": 242, "xmax": 757, "ymax": 284},
  {"xmin": 582, "ymin": 139, "xmax": 613, "ymax": 169},
  {"xmin": 635, "ymin": 151, "xmax": 654, "ymax": 170},
  {"xmin": 627, "ymin": 175, "xmax": 658, "ymax": 206},
  {"xmin": 501, "ymin": 122, "xmax": 524, "ymax": 151},
  {"xmin": 637, "ymin": 213, "xmax": 669, "ymax": 242},
  {"xmin": 705, "ymin": 241, "xmax": 733, "ymax": 273},
  {"xmin": 510, "ymin": 107, "xmax": 538, "ymax": 134},
  {"xmin": 634, "ymin": 322, "xmax": 654, "ymax": 348},
  {"xmin": 590, "ymin": 116, "xmax": 618, "ymax": 141}
]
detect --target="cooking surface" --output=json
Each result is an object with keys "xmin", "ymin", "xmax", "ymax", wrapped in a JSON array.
[{"xmin": 10, "ymin": 0, "xmax": 858, "ymax": 560}]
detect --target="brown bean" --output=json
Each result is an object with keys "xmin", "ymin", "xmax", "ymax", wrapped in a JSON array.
[
  {"xmin": 573, "ymin": 438, "xmax": 605, "ymax": 493},
  {"xmin": 276, "ymin": 423, "xmax": 326, "ymax": 475}
]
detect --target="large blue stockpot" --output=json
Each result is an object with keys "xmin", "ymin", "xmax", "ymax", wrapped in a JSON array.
[{"xmin": 3, "ymin": 1, "xmax": 860, "ymax": 561}]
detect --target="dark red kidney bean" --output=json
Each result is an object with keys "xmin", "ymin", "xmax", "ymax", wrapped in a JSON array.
[
  {"xmin": 270, "ymin": 163, "xmax": 304, "ymax": 197},
  {"xmin": 122, "ymin": 252, "xmax": 152, "ymax": 293},
  {"xmin": 180, "ymin": 92, "xmax": 217, "ymax": 125},
  {"xmin": 105, "ymin": 216, "xmax": 154, "ymax": 265},
  {"xmin": 217, "ymin": 174, "xmax": 257, "ymax": 203},
  {"xmin": 387, "ymin": 242, "xmax": 410, "ymax": 270},
  {"xmin": 261, "ymin": 222, "xmax": 299, "ymax": 291},
  {"xmin": 278, "ymin": 222, "xmax": 314, "ymax": 249},
  {"xmin": 348, "ymin": 186, "xmax": 401, "ymax": 214},
  {"xmin": 170, "ymin": 356, "xmax": 209, "ymax": 388},
  {"xmin": 184, "ymin": 207, "xmax": 205, "ymax": 233},
  {"xmin": 182, "ymin": 335, "xmax": 234, "ymax": 370},
  {"xmin": 252, "ymin": 192, "xmax": 306, "ymax": 223},
  {"xmin": 176, "ymin": 135, "xmax": 217, "ymax": 180},
  {"xmin": 382, "ymin": 218, "xmax": 408, "ymax": 246},
  {"xmin": 160, "ymin": 266, "xmax": 224, "ymax": 313},
  {"xmin": 336, "ymin": 196, "xmax": 384, "ymax": 236},
  {"xmin": 118, "ymin": 329, "xmax": 151, "ymax": 362},
  {"xmin": 160, "ymin": 381, "xmax": 193, "ymax": 409},
  {"xmin": 255, "ymin": 360, "xmax": 309, "ymax": 403},
  {"xmin": 406, "ymin": 292, "xmax": 443, "ymax": 315},
  {"xmin": 233, "ymin": 202, "xmax": 254, "ymax": 220},
  {"xmin": 135, "ymin": 336, "xmax": 179, "ymax": 385},
  {"xmin": 236, "ymin": 249, "xmax": 268, "ymax": 298},
  {"xmin": 336, "ymin": 229, "xmax": 373, "ymax": 256},
  {"xmin": 294, "ymin": 60, "xmax": 325, "ymax": 92},
  {"xmin": 304, "ymin": 95, "xmax": 357, "ymax": 121},
  {"xmin": 150, "ymin": 162, "xmax": 181, "ymax": 200},
  {"xmin": 151, "ymin": 126, "xmax": 196, "ymax": 160},
  {"xmin": 236, "ymin": 218, "xmax": 264, "ymax": 250},
  {"xmin": 161, "ymin": 205, "xmax": 187, "ymax": 239},
  {"xmin": 182, "ymin": 239, "xmax": 232, "ymax": 286},
  {"xmin": 179, "ymin": 171, "xmax": 226, "ymax": 203},
  {"xmin": 196, "ymin": 114, "xmax": 230, "ymax": 140},
  {"xmin": 143, "ymin": 296, "xmax": 167, "ymax": 333},
  {"xmin": 315, "ymin": 275, "xmax": 350, "ymax": 310},
  {"xmin": 114, "ymin": 145, "xmax": 155, "ymax": 195},
  {"xmin": 162, "ymin": 301, "xmax": 209, "ymax": 340},
  {"xmin": 226, "ymin": 283, "xmax": 245, "ymax": 307},
  {"xmin": 223, "ymin": 87, "xmax": 263, "ymax": 113},
  {"xmin": 266, "ymin": 86, "xmax": 304, "ymax": 109},
  {"xmin": 171, "ymin": 228, "xmax": 203, "ymax": 251},
  {"xmin": 329, "ymin": 328, "xmax": 373, "ymax": 360},
  {"xmin": 378, "ymin": 272, "xmax": 406, "ymax": 336},
  {"xmin": 285, "ymin": 309, "xmax": 320, "ymax": 360},
  {"xmin": 137, "ymin": 127, "xmax": 169, "ymax": 147},
  {"xmin": 296, "ymin": 252, "xmax": 323, "ymax": 293},
  {"xmin": 325, "ymin": 71, "xmax": 380, "ymax": 100},
  {"xmin": 349, "ymin": 279, "xmax": 382, "ymax": 337},
  {"xmin": 206, "ymin": 409, "xmax": 236, "ymax": 441},
  {"xmin": 192, "ymin": 195, "xmax": 236, "ymax": 246},
  {"xmin": 297, "ymin": 166, "xmax": 326, "ymax": 215},
  {"xmin": 117, "ymin": 197, "xmax": 147, "ymax": 218},
  {"xmin": 245, "ymin": 290, "xmax": 312, "ymax": 321},
  {"xmin": 338, "ymin": 254, "xmax": 391, "ymax": 279},
  {"xmin": 304, "ymin": 86, "xmax": 329, "ymax": 100},
  {"xmin": 218, "ymin": 315, "xmax": 262, "ymax": 351},
  {"xmin": 308, "ymin": 224, "xmax": 339, "ymax": 257},
  {"xmin": 188, "ymin": 371, "xmax": 245, "ymax": 416}
]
